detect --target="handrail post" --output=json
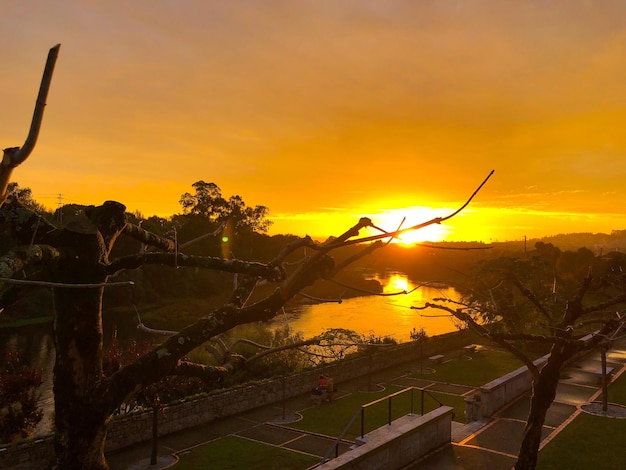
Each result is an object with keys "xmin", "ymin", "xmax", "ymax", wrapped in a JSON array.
[
  {"xmin": 410, "ymin": 388, "xmax": 414, "ymax": 415},
  {"xmin": 361, "ymin": 406, "xmax": 365, "ymax": 438},
  {"xmin": 421, "ymin": 388, "xmax": 425, "ymax": 416},
  {"xmin": 388, "ymin": 396, "xmax": 392, "ymax": 426}
]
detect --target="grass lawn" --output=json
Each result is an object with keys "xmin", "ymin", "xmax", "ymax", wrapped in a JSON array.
[
  {"xmin": 174, "ymin": 435, "xmax": 319, "ymax": 470},
  {"xmin": 413, "ymin": 349, "xmax": 526, "ymax": 386},
  {"xmin": 606, "ymin": 369, "xmax": 626, "ymax": 406},
  {"xmin": 537, "ymin": 413, "xmax": 626, "ymax": 469},
  {"xmin": 538, "ymin": 370, "xmax": 626, "ymax": 469},
  {"xmin": 288, "ymin": 386, "xmax": 467, "ymax": 440},
  {"xmin": 287, "ymin": 348, "xmax": 520, "ymax": 440}
]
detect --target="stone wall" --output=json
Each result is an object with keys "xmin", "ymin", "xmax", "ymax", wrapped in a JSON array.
[
  {"xmin": 0, "ymin": 329, "xmax": 474, "ymax": 469},
  {"xmin": 0, "ymin": 437, "xmax": 55, "ymax": 470},
  {"xmin": 479, "ymin": 354, "xmax": 549, "ymax": 417}
]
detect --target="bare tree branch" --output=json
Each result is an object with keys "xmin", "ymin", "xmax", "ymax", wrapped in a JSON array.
[
  {"xmin": 322, "ymin": 170, "xmax": 495, "ymax": 248},
  {"xmin": 122, "ymin": 223, "xmax": 176, "ymax": 252},
  {"xmin": 573, "ymin": 319, "xmax": 622, "ymax": 352},
  {"xmin": 178, "ymin": 221, "xmax": 226, "ymax": 249},
  {"xmin": 1, "ymin": 44, "xmax": 61, "ymax": 202},
  {"xmin": 0, "ymin": 245, "xmax": 62, "ymax": 281},
  {"xmin": 506, "ymin": 273, "xmax": 554, "ymax": 322},
  {"xmin": 229, "ymin": 274, "xmax": 259, "ymax": 308},
  {"xmin": 298, "ymin": 291, "xmax": 343, "ymax": 303},
  {"xmin": 489, "ymin": 332, "xmax": 581, "ymax": 346},
  {"xmin": 174, "ymin": 357, "xmax": 244, "ymax": 382},
  {"xmin": 242, "ymin": 337, "xmax": 321, "ymax": 363},
  {"xmin": 328, "ymin": 278, "xmax": 403, "ymax": 296},
  {"xmin": 424, "ymin": 301, "xmax": 540, "ymax": 380},
  {"xmin": 418, "ymin": 243, "xmax": 493, "ymax": 251},
  {"xmin": 580, "ymin": 295, "xmax": 626, "ymax": 317},
  {"xmin": 331, "ymin": 240, "xmax": 384, "ymax": 274},
  {"xmin": 105, "ymin": 252, "xmax": 284, "ymax": 280},
  {"xmin": 269, "ymin": 236, "xmax": 315, "ymax": 265}
]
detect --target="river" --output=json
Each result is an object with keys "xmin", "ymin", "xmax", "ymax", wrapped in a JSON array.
[
  {"xmin": 0, "ymin": 271, "xmax": 462, "ymax": 366},
  {"xmin": 273, "ymin": 271, "xmax": 462, "ymax": 342}
]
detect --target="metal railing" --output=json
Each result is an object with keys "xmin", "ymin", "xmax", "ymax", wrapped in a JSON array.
[
  {"xmin": 359, "ymin": 386, "xmax": 444, "ymax": 438},
  {"xmin": 320, "ymin": 386, "xmax": 446, "ymax": 464}
]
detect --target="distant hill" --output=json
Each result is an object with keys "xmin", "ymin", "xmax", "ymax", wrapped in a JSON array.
[{"xmin": 498, "ymin": 230, "xmax": 626, "ymax": 255}]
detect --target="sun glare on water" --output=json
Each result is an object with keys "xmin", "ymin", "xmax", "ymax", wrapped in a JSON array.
[{"xmin": 387, "ymin": 273, "xmax": 410, "ymax": 292}]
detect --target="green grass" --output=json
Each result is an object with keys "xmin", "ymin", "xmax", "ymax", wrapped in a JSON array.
[
  {"xmin": 607, "ymin": 370, "xmax": 626, "ymax": 406},
  {"xmin": 174, "ymin": 435, "xmax": 318, "ymax": 470},
  {"xmin": 537, "ymin": 371, "xmax": 626, "ymax": 469},
  {"xmin": 288, "ymin": 386, "xmax": 467, "ymax": 440},
  {"xmin": 288, "ymin": 386, "xmax": 404, "ymax": 438},
  {"xmin": 413, "ymin": 349, "xmax": 526, "ymax": 386},
  {"xmin": 0, "ymin": 316, "xmax": 52, "ymax": 328},
  {"xmin": 537, "ymin": 413, "xmax": 626, "ymax": 469}
]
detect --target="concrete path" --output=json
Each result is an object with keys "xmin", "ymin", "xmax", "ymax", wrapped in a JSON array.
[{"xmin": 107, "ymin": 338, "xmax": 626, "ymax": 470}]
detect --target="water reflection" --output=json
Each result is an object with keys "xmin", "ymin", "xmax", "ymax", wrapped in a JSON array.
[{"xmin": 277, "ymin": 271, "xmax": 462, "ymax": 342}]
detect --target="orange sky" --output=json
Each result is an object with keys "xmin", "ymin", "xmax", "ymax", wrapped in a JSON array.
[{"xmin": 2, "ymin": 1, "xmax": 626, "ymax": 243}]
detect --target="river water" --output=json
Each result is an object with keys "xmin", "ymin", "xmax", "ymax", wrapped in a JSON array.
[
  {"xmin": 274, "ymin": 271, "xmax": 462, "ymax": 342},
  {"xmin": 0, "ymin": 271, "xmax": 462, "ymax": 367}
]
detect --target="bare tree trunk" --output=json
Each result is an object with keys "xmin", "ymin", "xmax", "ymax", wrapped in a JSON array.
[
  {"xmin": 515, "ymin": 350, "xmax": 567, "ymax": 470},
  {"xmin": 601, "ymin": 347, "xmax": 608, "ymax": 412},
  {"xmin": 53, "ymin": 283, "xmax": 110, "ymax": 469},
  {"xmin": 50, "ymin": 219, "xmax": 113, "ymax": 470}
]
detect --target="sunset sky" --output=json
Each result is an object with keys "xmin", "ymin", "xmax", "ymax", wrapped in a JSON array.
[{"xmin": 2, "ymin": 1, "xmax": 626, "ymax": 243}]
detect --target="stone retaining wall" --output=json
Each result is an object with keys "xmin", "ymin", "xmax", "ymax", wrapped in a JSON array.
[
  {"xmin": 0, "ymin": 438, "xmax": 55, "ymax": 470},
  {"xmin": 0, "ymin": 329, "xmax": 475, "ymax": 469},
  {"xmin": 479, "ymin": 354, "xmax": 549, "ymax": 418}
]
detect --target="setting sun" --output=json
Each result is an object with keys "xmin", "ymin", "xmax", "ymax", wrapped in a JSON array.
[{"xmin": 366, "ymin": 207, "xmax": 452, "ymax": 245}]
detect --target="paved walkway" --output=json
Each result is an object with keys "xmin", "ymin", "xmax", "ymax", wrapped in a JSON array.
[{"xmin": 107, "ymin": 338, "xmax": 626, "ymax": 470}]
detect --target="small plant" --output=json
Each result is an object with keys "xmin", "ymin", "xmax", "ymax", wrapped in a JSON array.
[
  {"xmin": 0, "ymin": 350, "xmax": 43, "ymax": 443},
  {"xmin": 410, "ymin": 327, "xmax": 429, "ymax": 342}
]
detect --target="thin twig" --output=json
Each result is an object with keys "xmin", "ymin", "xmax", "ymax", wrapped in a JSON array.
[
  {"xmin": 323, "ymin": 170, "xmax": 495, "ymax": 248},
  {"xmin": 0, "ymin": 278, "xmax": 134, "ymax": 288}
]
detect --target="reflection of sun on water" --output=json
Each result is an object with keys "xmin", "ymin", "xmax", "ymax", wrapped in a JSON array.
[
  {"xmin": 280, "ymin": 271, "xmax": 462, "ymax": 342},
  {"xmin": 386, "ymin": 274, "xmax": 409, "ymax": 293}
]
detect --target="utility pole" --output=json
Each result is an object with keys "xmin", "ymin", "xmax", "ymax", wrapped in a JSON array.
[{"xmin": 57, "ymin": 193, "xmax": 63, "ymax": 224}]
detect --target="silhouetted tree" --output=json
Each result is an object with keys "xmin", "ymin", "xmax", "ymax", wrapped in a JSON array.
[
  {"xmin": 426, "ymin": 254, "xmax": 626, "ymax": 470},
  {"xmin": 5, "ymin": 182, "xmax": 48, "ymax": 215},
  {"xmin": 179, "ymin": 180, "xmax": 271, "ymax": 234}
]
